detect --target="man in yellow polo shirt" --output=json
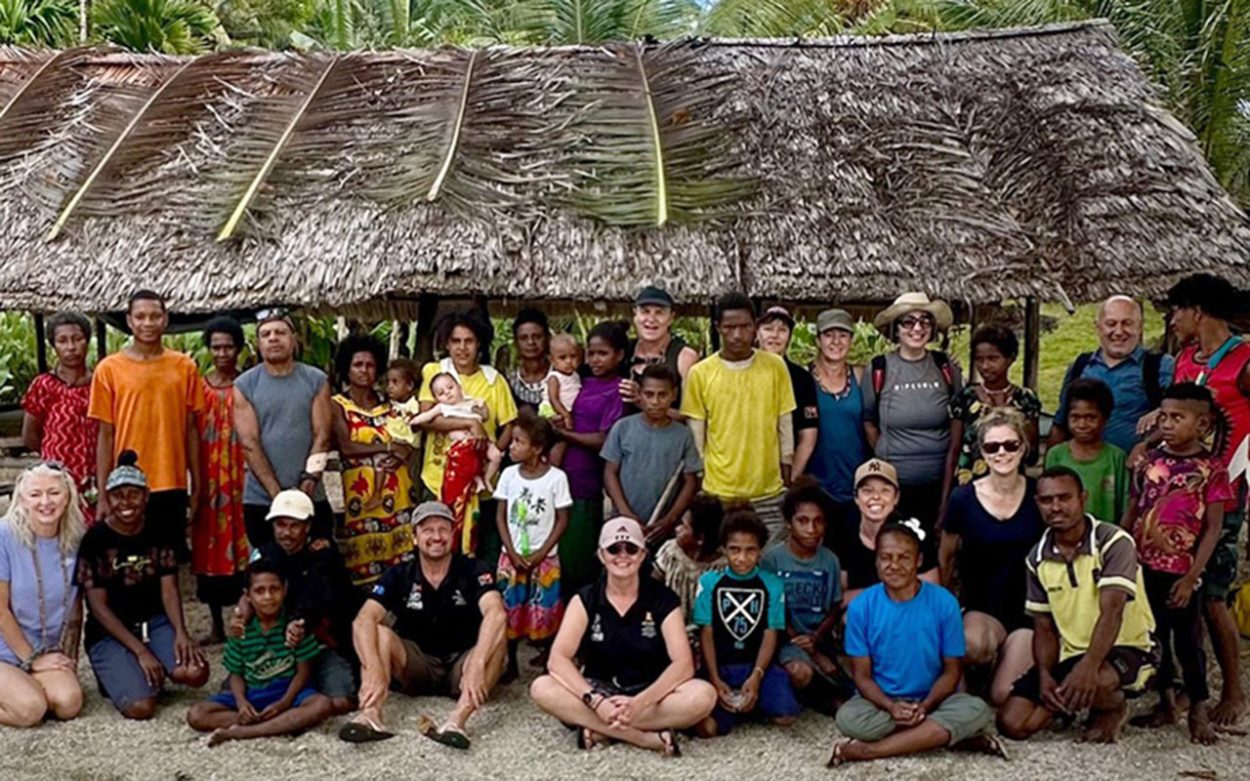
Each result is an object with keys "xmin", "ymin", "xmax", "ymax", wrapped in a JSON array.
[
  {"xmin": 997, "ymin": 466, "xmax": 1157, "ymax": 744},
  {"xmin": 681, "ymin": 293, "xmax": 796, "ymax": 540}
]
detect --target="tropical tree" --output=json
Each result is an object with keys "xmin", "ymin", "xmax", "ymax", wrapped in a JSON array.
[
  {"xmin": 0, "ymin": 0, "xmax": 78, "ymax": 45},
  {"xmin": 91, "ymin": 0, "xmax": 222, "ymax": 53},
  {"xmin": 214, "ymin": 0, "xmax": 316, "ymax": 48}
]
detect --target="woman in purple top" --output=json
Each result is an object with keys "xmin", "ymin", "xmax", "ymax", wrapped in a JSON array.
[{"xmin": 557, "ymin": 321, "xmax": 628, "ymax": 593}]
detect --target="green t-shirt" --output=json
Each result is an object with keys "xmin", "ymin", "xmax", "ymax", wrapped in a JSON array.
[
  {"xmin": 223, "ymin": 613, "xmax": 323, "ymax": 689},
  {"xmin": 1044, "ymin": 442, "xmax": 1129, "ymax": 524}
]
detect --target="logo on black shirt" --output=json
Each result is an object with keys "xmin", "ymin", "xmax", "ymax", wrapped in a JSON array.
[
  {"xmin": 718, "ymin": 588, "xmax": 763, "ymax": 649},
  {"xmin": 641, "ymin": 611, "xmax": 656, "ymax": 639},
  {"xmin": 452, "ymin": 589, "xmax": 467, "ymax": 607},
  {"xmin": 406, "ymin": 584, "xmax": 424, "ymax": 611},
  {"xmin": 590, "ymin": 614, "xmax": 604, "ymax": 643}
]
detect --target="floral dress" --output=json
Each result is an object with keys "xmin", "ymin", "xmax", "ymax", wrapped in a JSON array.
[
  {"xmin": 949, "ymin": 384, "xmax": 1042, "ymax": 485},
  {"xmin": 21, "ymin": 373, "xmax": 99, "ymax": 522},
  {"xmin": 334, "ymin": 394, "xmax": 417, "ymax": 587},
  {"xmin": 192, "ymin": 378, "xmax": 249, "ymax": 604}
]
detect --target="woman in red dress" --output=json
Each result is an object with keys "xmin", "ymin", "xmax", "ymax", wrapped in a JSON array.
[{"xmin": 21, "ymin": 313, "xmax": 99, "ymax": 524}]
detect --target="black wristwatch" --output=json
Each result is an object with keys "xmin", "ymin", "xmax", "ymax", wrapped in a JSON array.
[{"xmin": 582, "ymin": 689, "xmax": 599, "ymax": 708}]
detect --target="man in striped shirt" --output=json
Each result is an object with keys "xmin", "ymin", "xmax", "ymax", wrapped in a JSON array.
[{"xmin": 187, "ymin": 560, "xmax": 334, "ymax": 746}]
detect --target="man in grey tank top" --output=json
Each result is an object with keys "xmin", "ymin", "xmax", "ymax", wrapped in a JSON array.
[{"xmin": 234, "ymin": 310, "xmax": 333, "ymax": 547}]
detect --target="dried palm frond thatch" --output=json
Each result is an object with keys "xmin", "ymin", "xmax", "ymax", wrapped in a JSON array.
[
  {"xmin": 0, "ymin": 22, "xmax": 1247, "ymax": 316},
  {"xmin": 0, "ymin": 47, "xmax": 86, "ymax": 167}
]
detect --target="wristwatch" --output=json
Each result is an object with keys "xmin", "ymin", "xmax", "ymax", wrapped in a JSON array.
[{"xmin": 582, "ymin": 689, "xmax": 599, "ymax": 708}]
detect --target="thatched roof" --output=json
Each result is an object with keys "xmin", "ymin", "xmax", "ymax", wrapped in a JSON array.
[{"xmin": 1, "ymin": 21, "xmax": 1248, "ymax": 316}]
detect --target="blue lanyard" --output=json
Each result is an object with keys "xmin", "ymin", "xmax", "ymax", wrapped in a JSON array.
[{"xmin": 1196, "ymin": 336, "xmax": 1243, "ymax": 387}]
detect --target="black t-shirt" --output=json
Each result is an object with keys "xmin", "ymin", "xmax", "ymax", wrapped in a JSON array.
[
  {"xmin": 77, "ymin": 521, "xmax": 177, "ymax": 648},
  {"xmin": 695, "ymin": 569, "xmax": 783, "ymax": 667},
  {"xmin": 369, "ymin": 554, "xmax": 496, "ymax": 660},
  {"xmin": 943, "ymin": 481, "xmax": 1045, "ymax": 630},
  {"xmin": 786, "ymin": 359, "xmax": 820, "ymax": 440},
  {"xmin": 255, "ymin": 542, "xmax": 363, "ymax": 652},
  {"xmin": 830, "ymin": 511, "xmax": 938, "ymax": 591},
  {"xmin": 576, "ymin": 577, "xmax": 682, "ymax": 690}
]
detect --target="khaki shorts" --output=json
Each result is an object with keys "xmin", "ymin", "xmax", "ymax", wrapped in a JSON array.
[{"xmin": 392, "ymin": 639, "xmax": 468, "ymax": 698}]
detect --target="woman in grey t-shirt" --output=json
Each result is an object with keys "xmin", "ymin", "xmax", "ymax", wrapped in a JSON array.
[{"xmin": 861, "ymin": 293, "xmax": 962, "ymax": 537}]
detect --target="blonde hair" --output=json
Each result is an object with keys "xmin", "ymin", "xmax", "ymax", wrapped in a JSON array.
[
  {"xmin": 976, "ymin": 407, "xmax": 1031, "ymax": 457},
  {"xmin": 3, "ymin": 463, "xmax": 86, "ymax": 555}
]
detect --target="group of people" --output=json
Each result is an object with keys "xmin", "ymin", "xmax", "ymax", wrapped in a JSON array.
[{"xmin": 2, "ymin": 273, "xmax": 1248, "ymax": 765}]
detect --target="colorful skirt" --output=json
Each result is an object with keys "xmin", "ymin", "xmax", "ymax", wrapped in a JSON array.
[
  {"xmin": 442, "ymin": 438, "xmax": 485, "ymax": 556},
  {"xmin": 497, "ymin": 552, "xmax": 563, "ymax": 642}
]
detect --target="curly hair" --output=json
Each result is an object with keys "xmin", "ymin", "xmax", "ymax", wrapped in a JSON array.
[
  {"xmin": 45, "ymin": 312, "xmax": 91, "ymax": 344},
  {"xmin": 435, "ymin": 310, "xmax": 493, "ymax": 359},
  {"xmin": 202, "ymin": 316, "xmax": 245, "ymax": 350},
  {"xmin": 335, "ymin": 334, "xmax": 388, "ymax": 388},
  {"xmin": 971, "ymin": 324, "xmax": 1019, "ymax": 362}
]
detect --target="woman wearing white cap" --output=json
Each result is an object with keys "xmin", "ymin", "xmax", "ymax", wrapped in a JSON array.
[
  {"xmin": 862, "ymin": 293, "xmax": 962, "ymax": 538},
  {"xmin": 530, "ymin": 517, "xmax": 716, "ymax": 755}
]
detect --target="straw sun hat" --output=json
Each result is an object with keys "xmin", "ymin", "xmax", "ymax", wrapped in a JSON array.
[{"xmin": 873, "ymin": 292, "xmax": 954, "ymax": 332}]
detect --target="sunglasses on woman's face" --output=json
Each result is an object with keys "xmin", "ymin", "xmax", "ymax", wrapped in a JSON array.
[
  {"xmin": 606, "ymin": 542, "xmax": 642, "ymax": 557},
  {"xmin": 982, "ymin": 439, "xmax": 1023, "ymax": 455},
  {"xmin": 899, "ymin": 316, "xmax": 934, "ymax": 331}
]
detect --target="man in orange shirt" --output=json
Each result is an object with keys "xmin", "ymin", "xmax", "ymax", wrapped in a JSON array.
[{"xmin": 89, "ymin": 290, "xmax": 206, "ymax": 560}]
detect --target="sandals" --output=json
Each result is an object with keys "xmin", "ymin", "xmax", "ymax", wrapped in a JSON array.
[
  {"xmin": 418, "ymin": 714, "xmax": 471, "ymax": 751},
  {"xmin": 338, "ymin": 715, "xmax": 394, "ymax": 743},
  {"xmin": 657, "ymin": 728, "xmax": 681, "ymax": 757},
  {"xmin": 826, "ymin": 739, "xmax": 853, "ymax": 767}
]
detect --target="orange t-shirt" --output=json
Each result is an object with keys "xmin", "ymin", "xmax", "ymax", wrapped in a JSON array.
[{"xmin": 88, "ymin": 349, "xmax": 206, "ymax": 492}]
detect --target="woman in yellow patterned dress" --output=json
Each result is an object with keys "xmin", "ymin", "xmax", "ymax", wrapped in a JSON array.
[{"xmin": 331, "ymin": 336, "xmax": 417, "ymax": 587}]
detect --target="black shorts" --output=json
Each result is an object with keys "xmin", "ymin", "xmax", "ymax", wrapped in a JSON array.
[{"xmin": 1011, "ymin": 646, "xmax": 1159, "ymax": 704}]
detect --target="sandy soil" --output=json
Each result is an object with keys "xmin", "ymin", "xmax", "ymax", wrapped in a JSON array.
[{"xmin": 5, "ymin": 577, "xmax": 1250, "ymax": 781}]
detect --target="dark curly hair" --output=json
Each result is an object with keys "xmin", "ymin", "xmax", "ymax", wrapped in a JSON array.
[
  {"xmin": 335, "ymin": 334, "xmax": 388, "ymax": 389},
  {"xmin": 511, "ymin": 308, "xmax": 550, "ymax": 338},
  {"xmin": 45, "ymin": 312, "xmax": 92, "ymax": 344},
  {"xmin": 1167, "ymin": 273, "xmax": 1243, "ymax": 322},
  {"xmin": 435, "ymin": 310, "xmax": 493, "ymax": 360},
  {"xmin": 971, "ymin": 324, "xmax": 1019, "ymax": 362},
  {"xmin": 202, "ymin": 316, "xmax": 245, "ymax": 350}
]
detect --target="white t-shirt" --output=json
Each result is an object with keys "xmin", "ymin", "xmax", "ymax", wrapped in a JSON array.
[{"xmin": 493, "ymin": 464, "xmax": 573, "ymax": 556}]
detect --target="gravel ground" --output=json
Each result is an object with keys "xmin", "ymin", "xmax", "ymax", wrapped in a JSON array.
[{"xmin": 5, "ymin": 574, "xmax": 1250, "ymax": 781}]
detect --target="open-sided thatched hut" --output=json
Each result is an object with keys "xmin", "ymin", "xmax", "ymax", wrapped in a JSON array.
[{"xmin": 1, "ymin": 20, "xmax": 1248, "ymax": 318}]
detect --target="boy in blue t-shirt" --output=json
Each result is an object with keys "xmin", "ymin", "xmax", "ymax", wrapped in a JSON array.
[
  {"xmin": 831, "ymin": 523, "xmax": 1004, "ymax": 765},
  {"xmin": 761, "ymin": 481, "xmax": 847, "ymax": 711},
  {"xmin": 187, "ymin": 560, "xmax": 333, "ymax": 746},
  {"xmin": 694, "ymin": 510, "xmax": 799, "ymax": 737}
]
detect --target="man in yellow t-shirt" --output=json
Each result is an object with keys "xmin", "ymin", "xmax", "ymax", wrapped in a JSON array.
[{"xmin": 681, "ymin": 293, "xmax": 796, "ymax": 539}]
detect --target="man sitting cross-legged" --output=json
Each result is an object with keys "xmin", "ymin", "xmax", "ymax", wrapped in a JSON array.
[
  {"xmin": 997, "ymin": 467, "xmax": 1159, "ymax": 744},
  {"xmin": 829, "ymin": 522, "xmax": 1006, "ymax": 765},
  {"xmin": 339, "ymin": 501, "xmax": 506, "ymax": 749}
]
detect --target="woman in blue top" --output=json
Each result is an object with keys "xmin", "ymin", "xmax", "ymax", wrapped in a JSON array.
[
  {"xmin": 0, "ymin": 462, "xmax": 85, "ymax": 727},
  {"xmin": 806, "ymin": 309, "xmax": 868, "ymax": 540}
]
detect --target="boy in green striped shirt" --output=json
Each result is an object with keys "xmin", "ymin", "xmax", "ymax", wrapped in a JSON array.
[{"xmin": 187, "ymin": 560, "xmax": 334, "ymax": 746}]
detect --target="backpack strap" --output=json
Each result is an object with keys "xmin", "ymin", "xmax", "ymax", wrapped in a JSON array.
[
  {"xmin": 1071, "ymin": 351, "xmax": 1093, "ymax": 382},
  {"xmin": 870, "ymin": 354, "xmax": 887, "ymax": 397},
  {"xmin": 931, "ymin": 350, "xmax": 955, "ymax": 392}
]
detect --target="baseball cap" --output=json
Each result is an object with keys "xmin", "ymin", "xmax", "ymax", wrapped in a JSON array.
[
  {"xmin": 598, "ymin": 517, "xmax": 645, "ymax": 549},
  {"xmin": 758, "ymin": 306, "xmax": 795, "ymax": 328},
  {"xmin": 266, "ymin": 489, "xmax": 315, "ymax": 522},
  {"xmin": 413, "ymin": 500, "xmax": 454, "ymax": 526},
  {"xmin": 854, "ymin": 458, "xmax": 899, "ymax": 490},
  {"xmin": 816, "ymin": 308, "xmax": 854, "ymax": 334},
  {"xmin": 634, "ymin": 285, "xmax": 674, "ymax": 308}
]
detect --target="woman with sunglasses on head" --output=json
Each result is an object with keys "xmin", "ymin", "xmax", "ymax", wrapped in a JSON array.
[
  {"xmin": 862, "ymin": 293, "xmax": 963, "ymax": 540},
  {"xmin": 22, "ymin": 312, "xmax": 99, "ymax": 524},
  {"xmin": 530, "ymin": 517, "xmax": 716, "ymax": 756},
  {"xmin": 938, "ymin": 408, "xmax": 1045, "ymax": 705},
  {"xmin": 0, "ymin": 462, "xmax": 86, "ymax": 727}
]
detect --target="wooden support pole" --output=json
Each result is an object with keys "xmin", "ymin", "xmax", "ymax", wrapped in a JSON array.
[
  {"xmin": 966, "ymin": 302, "xmax": 978, "ymax": 383},
  {"xmin": 397, "ymin": 322, "xmax": 411, "ymax": 358},
  {"xmin": 1023, "ymin": 298, "xmax": 1041, "ymax": 392},
  {"xmin": 709, "ymin": 299, "xmax": 720, "ymax": 352},
  {"xmin": 33, "ymin": 313, "xmax": 48, "ymax": 374},
  {"xmin": 414, "ymin": 294, "xmax": 438, "ymax": 364},
  {"xmin": 474, "ymin": 295, "xmax": 491, "ymax": 366},
  {"xmin": 95, "ymin": 317, "xmax": 108, "ymax": 360}
]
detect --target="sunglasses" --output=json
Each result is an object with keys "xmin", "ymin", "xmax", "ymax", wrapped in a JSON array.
[
  {"xmin": 256, "ymin": 307, "xmax": 292, "ymax": 322},
  {"xmin": 41, "ymin": 460, "xmax": 67, "ymax": 472},
  {"xmin": 606, "ymin": 542, "xmax": 642, "ymax": 556},
  {"xmin": 982, "ymin": 439, "xmax": 1023, "ymax": 454},
  {"xmin": 899, "ymin": 316, "xmax": 934, "ymax": 330}
]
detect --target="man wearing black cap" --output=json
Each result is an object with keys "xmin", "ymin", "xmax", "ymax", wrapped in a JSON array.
[
  {"xmin": 341, "ymin": 501, "xmax": 506, "ymax": 748},
  {"xmin": 622, "ymin": 285, "xmax": 701, "ymax": 409}
]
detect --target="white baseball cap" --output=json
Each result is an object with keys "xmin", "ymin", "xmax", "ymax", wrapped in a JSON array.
[{"xmin": 266, "ymin": 489, "xmax": 315, "ymax": 522}]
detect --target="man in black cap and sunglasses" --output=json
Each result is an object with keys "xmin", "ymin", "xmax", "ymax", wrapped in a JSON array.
[{"xmin": 234, "ymin": 308, "xmax": 334, "ymax": 548}]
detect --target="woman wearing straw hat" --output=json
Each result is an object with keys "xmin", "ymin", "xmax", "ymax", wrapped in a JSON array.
[
  {"xmin": 0, "ymin": 461, "xmax": 86, "ymax": 727},
  {"xmin": 862, "ymin": 293, "xmax": 963, "ymax": 539},
  {"xmin": 530, "ymin": 517, "xmax": 716, "ymax": 755}
]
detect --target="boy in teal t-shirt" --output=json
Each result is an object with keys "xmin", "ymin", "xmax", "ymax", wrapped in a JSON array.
[
  {"xmin": 187, "ymin": 560, "xmax": 333, "ymax": 746},
  {"xmin": 1045, "ymin": 378, "xmax": 1129, "ymax": 523}
]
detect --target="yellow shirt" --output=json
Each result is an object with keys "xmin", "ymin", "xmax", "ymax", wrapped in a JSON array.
[
  {"xmin": 418, "ymin": 361, "xmax": 518, "ymax": 494},
  {"xmin": 680, "ymin": 351, "xmax": 795, "ymax": 501}
]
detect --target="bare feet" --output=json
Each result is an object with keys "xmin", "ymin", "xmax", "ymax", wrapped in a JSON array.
[
  {"xmin": 952, "ymin": 733, "xmax": 1011, "ymax": 760},
  {"xmin": 207, "ymin": 728, "xmax": 237, "ymax": 747},
  {"xmin": 1130, "ymin": 697, "xmax": 1180, "ymax": 729},
  {"xmin": 1189, "ymin": 702, "xmax": 1220, "ymax": 745},
  {"xmin": 1211, "ymin": 695, "xmax": 1247, "ymax": 727},
  {"xmin": 1079, "ymin": 703, "xmax": 1128, "ymax": 743}
]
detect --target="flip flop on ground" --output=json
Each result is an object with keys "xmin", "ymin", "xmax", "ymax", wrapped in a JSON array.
[
  {"xmin": 418, "ymin": 714, "xmax": 471, "ymax": 750},
  {"xmin": 338, "ymin": 715, "xmax": 394, "ymax": 743}
]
